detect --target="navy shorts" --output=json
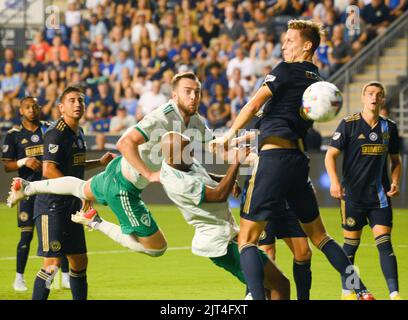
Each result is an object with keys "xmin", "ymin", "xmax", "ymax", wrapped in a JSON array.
[
  {"xmin": 258, "ymin": 207, "xmax": 306, "ymax": 246},
  {"xmin": 240, "ymin": 149, "xmax": 320, "ymax": 224},
  {"xmin": 34, "ymin": 196, "xmax": 87, "ymax": 257},
  {"xmin": 17, "ymin": 196, "xmax": 36, "ymax": 228},
  {"xmin": 340, "ymin": 200, "xmax": 393, "ymax": 231}
]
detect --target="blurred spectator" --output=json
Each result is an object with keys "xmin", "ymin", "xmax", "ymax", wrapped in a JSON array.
[
  {"xmin": 87, "ymin": 62, "xmax": 107, "ymax": 94},
  {"xmin": 250, "ymin": 28, "xmax": 274, "ymax": 59},
  {"xmin": 41, "ymin": 84, "xmax": 59, "ymax": 120},
  {"xmin": 87, "ymin": 13, "xmax": 109, "ymax": 43},
  {"xmin": 24, "ymin": 50, "xmax": 45, "ymax": 81},
  {"xmin": 131, "ymin": 12, "xmax": 159, "ymax": 55},
  {"xmin": 65, "ymin": 0, "xmax": 82, "ymax": 28},
  {"xmin": 69, "ymin": 26, "xmax": 90, "ymax": 55},
  {"xmin": 0, "ymin": 101, "xmax": 20, "ymax": 133},
  {"xmin": 91, "ymin": 103, "xmax": 111, "ymax": 133},
  {"xmin": 160, "ymin": 69, "xmax": 175, "ymax": 99},
  {"xmin": 269, "ymin": 0, "xmax": 304, "ymax": 16},
  {"xmin": 198, "ymin": 12, "xmax": 220, "ymax": 48},
  {"xmin": 315, "ymin": 30, "xmax": 332, "ymax": 79},
  {"xmin": 231, "ymin": 85, "xmax": 249, "ymax": 121},
  {"xmin": 99, "ymin": 49, "xmax": 114, "ymax": 77},
  {"xmin": 109, "ymin": 105, "xmax": 137, "ymax": 134},
  {"xmin": 111, "ymin": 50, "xmax": 135, "ymax": 81},
  {"xmin": 229, "ymin": 68, "xmax": 252, "ymax": 98},
  {"xmin": 386, "ymin": 0, "xmax": 407, "ymax": 18},
  {"xmin": 87, "ymin": 80, "xmax": 117, "ymax": 119},
  {"xmin": 203, "ymin": 62, "xmax": 229, "ymax": 99},
  {"xmin": 119, "ymin": 87, "xmax": 138, "ymax": 116},
  {"xmin": 160, "ymin": 10, "xmax": 180, "ymax": 40},
  {"xmin": 22, "ymin": 76, "xmax": 46, "ymax": 107},
  {"xmin": 328, "ymin": 24, "xmax": 352, "ymax": 74},
  {"xmin": 46, "ymin": 35, "xmax": 70, "ymax": 62},
  {"xmin": 176, "ymin": 48, "xmax": 197, "ymax": 74},
  {"xmin": 253, "ymin": 7, "xmax": 275, "ymax": 36},
  {"xmin": 207, "ymin": 83, "xmax": 231, "ymax": 129},
  {"xmin": 67, "ymin": 47, "xmax": 91, "ymax": 81},
  {"xmin": 226, "ymin": 47, "xmax": 255, "ymax": 79},
  {"xmin": 313, "ymin": 0, "xmax": 338, "ymax": 24},
  {"xmin": 132, "ymin": 71, "xmax": 152, "ymax": 97},
  {"xmin": 90, "ymin": 133, "xmax": 117, "ymax": 151},
  {"xmin": 1, "ymin": 63, "xmax": 23, "ymax": 101},
  {"xmin": 252, "ymin": 47, "xmax": 279, "ymax": 78},
  {"xmin": 136, "ymin": 80, "xmax": 167, "ymax": 121},
  {"xmin": 134, "ymin": 45, "xmax": 154, "ymax": 78},
  {"xmin": 220, "ymin": 5, "xmax": 247, "ymax": 44},
  {"xmin": 109, "ymin": 26, "xmax": 131, "ymax": 57},
  {"xmin": 148, "ymin": 45, "xmax": 175, "ymax": 80},
  {"xmin": 180, "ymin": 29, "xmax": 203, "ymax": 59},
  {"xmin": 1, "ymin": 48, "xmax": 24, "ymax": 75},
  {"xmin": 29, "ymin": 32, "xmax": 50, "ymax": 63}
]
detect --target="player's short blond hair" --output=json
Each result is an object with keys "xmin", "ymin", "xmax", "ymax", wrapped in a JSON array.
[
  {"xmin": 362, "ymin": 81, "xmax": 386, "ymax": 96},
  {"xmin": 287, "ymin": 19, "xmax": 325, "ymax": 53}
]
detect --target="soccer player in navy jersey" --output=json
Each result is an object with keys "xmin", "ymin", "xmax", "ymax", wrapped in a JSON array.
[
  {"xmin": 325, "ymin": 81, "xmax": 402, "ymax": 300},
  {"xmin": 210, "ymin": 19, "xmax": 374, "ymax": 300}
]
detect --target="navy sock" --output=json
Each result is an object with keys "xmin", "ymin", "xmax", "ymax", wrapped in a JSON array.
[
  {"xmin": 32, "ymin": 269, "xmax": 54, "ymax": 300},
  {"xmin": 239, "ymin": 245, "xmax": 265, "ymax": 300},
  {"xmin": 293, "ymin": 259, "xmax": 312, "ymax": 300},
  {"xmin": 69, "ymin": 269, "xmax": 88, "ymax": 300},
  {"xmin": 375, "ymin": 234, "xmax": 399, "ymax": 293},
  {"xmin": 319, "ymin": 237, "xmax": 367, "ymax": 294},
  {"xmin": 341, "ymin": 237, "xmax": 360, "ymax": 290},
  {"xmin": 16, "ymin": 230, "xmax": 33, "ymax": 274},
  {"xmin": 61, "ymin": 256, "xmax": 69, "ymax": 273}
]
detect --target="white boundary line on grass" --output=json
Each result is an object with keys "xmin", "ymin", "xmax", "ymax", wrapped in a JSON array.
[{"xmin": 1, "ymin": 243, "xmax": 408, "ymax": 262}]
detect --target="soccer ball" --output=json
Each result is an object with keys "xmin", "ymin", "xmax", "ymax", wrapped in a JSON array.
[{"xmin": 302, "ymin": 81, "xmax": 343, "ymax": 122}]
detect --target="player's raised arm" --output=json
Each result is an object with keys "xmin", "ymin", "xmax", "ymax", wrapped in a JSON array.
[
  {"xmin": 116, "ymin": 124, "xmax": 159, "ymax": 183},
  {"xmin": 210, "ymin": 84, "xmax": 272, "ymax": 152},
  {"xmin": 85, "ymin": 152, "xmax": 116, "ymax": 170}
]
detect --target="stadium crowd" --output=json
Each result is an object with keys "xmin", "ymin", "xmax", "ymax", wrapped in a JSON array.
[{"xmin": 0, "ymin": 0, "xmax": 406, "ymax": 141}]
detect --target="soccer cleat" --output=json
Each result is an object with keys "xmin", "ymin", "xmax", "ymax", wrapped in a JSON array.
[
  {"xmin": 357, "ymin": 291, "xmax": 375, "ymax": 300},
  {"xmin": 13, "ymin": 277, "xmax": 28, "ymax": 292},
  {"xmin": 391, "ymin": 294, "xmax": 402, "ymax": 300},
  {"xmin": 7, "ymin": 178, "xmax": 29, "ymax": 208},
  {"xmin": 71, "ymin": 207, "xmax": 101, "ymax": 228},
  {"xmin": 244, "ymin": 293, "xmax": 253, "ymax": 300},
  {"xmin": 341, "ymin": 292, "xmax": 358, "ymax": 300}
]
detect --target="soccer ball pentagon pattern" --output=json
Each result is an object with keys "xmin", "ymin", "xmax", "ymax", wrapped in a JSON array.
[{"xmin": 302, "ymin": 81, "xmax": 343, "ymax": 123}]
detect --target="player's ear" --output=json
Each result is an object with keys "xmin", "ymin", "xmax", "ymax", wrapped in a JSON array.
[
  {"xmin": 303, "ymin": 41, "xmax": 312, "ymax": 53},
  {"xmin": 58, "ymin": 102, "xmax": 64, "ymax": 115}
]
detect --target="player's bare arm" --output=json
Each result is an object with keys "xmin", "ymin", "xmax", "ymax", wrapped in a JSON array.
[
  {"xmin": 116, "ymin": 127, "xmax": 160, "ymax": 183},
  {"xmin": 324, "ymin": 146, "xmax": 345, "ymax": 199},
  {"xmin": 42, "ymin": 161, "xmax": 65, "ymax": 179},
  {"xmin": 84, "ymin": 152, "xmax": 116, "ymax": 170},
  {"xmin": 3, "ymin": 158, "xmax": 42, "ymax": 172},
  {"xmin": 207, "ymin": 173, "xmax": 241, "ymax": 198},
  {"xmin": 387, "ymin": 153, "xmax": 402, "ymax": 197}
]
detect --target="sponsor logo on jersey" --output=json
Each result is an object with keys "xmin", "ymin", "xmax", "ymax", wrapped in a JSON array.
[
  {"xmin": 73, "ymin": 153, "xmax": 86, "ymax": 165},
  {"xmin": 361, "ymin": 144, "xmax": 387, "ymax": 155},
  {"xmin": 25, "ymin": 145, "xmax": 44, "ymax": 157},
  {"xmin": 264, "ymin": 74, "xmax": 276, "ymax": 83},
  {"xmin": 49, "ymin": 144, "xmax": 59, "ymax": 154},
  {"xmin": 31, "ymin": 134, "xmax": 40, "ymax": 143},
  {"xmin": 259, "ymin": 231, "xmax": 266, "ymax": 241},
  {"xmin": 2, "ymin": 145, "xmax": 9, "ymax": 153}
]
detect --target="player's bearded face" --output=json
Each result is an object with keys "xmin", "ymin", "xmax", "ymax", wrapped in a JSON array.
[
  {"xmin": 282, "ymin": 29, "xmax": 306, "ymax": 63},
  {"xmin": 174, "ymin": 79, "xmax": 201, "ymax": 116},
  {"xmin": 61, "ymin": 92, "xmax": 85, "ymax": 120}
]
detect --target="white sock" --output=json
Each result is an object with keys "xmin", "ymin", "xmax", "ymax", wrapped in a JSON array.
[
  {"xmin": 342, "ymin": 289, "xmax": 354, "ymax": 295},
  {"xmin": 16, "ymin": 273, "xmax": 24, "ymax": 281},
  {"xmin": 390, "ymin": 291, "xmax": 399, "ymax": 298},
  {"xmin": 25, "ymin": 177, "xmax": 87, "ymax": 199},
  {"xmin": 94, "ymin": 219, "xmax": 166, "ymax": 257}
]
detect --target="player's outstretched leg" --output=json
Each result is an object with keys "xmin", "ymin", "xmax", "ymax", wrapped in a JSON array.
[
  {"xmin": 7, "ymin": 177, "xmax": 88, "ymax": 207},
  {"xmin": 72, "ymin": 207, "xmax": 167, "ymax": 257},
  {"xmin": 302, "ymin": 216, "xmax": 375, "ymax": 300}
]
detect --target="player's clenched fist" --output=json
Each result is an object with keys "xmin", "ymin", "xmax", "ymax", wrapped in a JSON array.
[{"xmin": 99, "ymin": 152, "xmax": 116, "ymax": 166}]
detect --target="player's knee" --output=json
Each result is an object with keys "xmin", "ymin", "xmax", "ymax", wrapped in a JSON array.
[
  {"xmin": 143, "ymin": 245, "xmax": 167, "ymax": 257},
  {"xmin": 293, "ymin": 246, "xmax": 312, "ymax": 262}
]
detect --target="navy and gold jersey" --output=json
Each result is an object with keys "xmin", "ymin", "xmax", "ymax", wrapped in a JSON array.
[
  {"xmin": 1, "ymin": 122, "xmax": 49, "ymax": 181},
  {"xmin": 330, "ymin": 113, "xmax": 400, "ymax": 209},
  {"xmin": 34, "ymin": 118, "xmax": 87, "ymax": 219},
  {"xmin": 259, "ymin": 61, "xmax": 322, "ymax": 144}
]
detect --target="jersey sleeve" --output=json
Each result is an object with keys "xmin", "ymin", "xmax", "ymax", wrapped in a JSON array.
[
  {"xmin": 388, "ymin": 121, "xmax": 400, "ymax": 154},
  {"xmin": 329, "ymin": 119, "xmax": 347, "ymax": 151},
  {"xmin": 1, "ymin": 132, "xmax": 16, "ymax": 160},
  {"xmin": 262, "ymin": 62, "xmax": 291, "ymax": 95},
  {"xmin": 42, "ymin": 130, "xmax": 64, "ymax": 165},
  {"xmin": 133, "ymin": 113, "xmax": 158, "ymax": 142}
]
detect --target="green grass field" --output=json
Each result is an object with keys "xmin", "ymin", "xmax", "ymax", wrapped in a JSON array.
[{"xmin": 0, "ymin": 204, "xmax": 407, "ymax": 300}]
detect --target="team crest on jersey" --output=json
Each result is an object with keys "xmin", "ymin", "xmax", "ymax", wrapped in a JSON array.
[
  {"xmin": 140, "ymin": 214, "xmax": 151, "ymax": 227},
  {"xmin": 19, "ymin": 211, "xmax": 29, "ymax": 222},
  {"xmin": 346, "ymin": 217, "xmax": 356, "ymax": 227},
  {"xmin": 31, "ymin": 134, "xmax": 40, "ymax": 143},
  {"xmin": 50, "ymin": 241, "xmax": 61, "ymax": 252},
  {"xmin": 259, "ymin": 231, "xmax": 266, "ymax": 241},
  {"xmin": 48, "ymin": 144, "xmax": 59, "ymax": 154},
  {"xmin": 332, "ymin": 132, "xmax": 341, "ymax": 140},
  {"xmin": 264, "ymin": 75, "xmax": 276, "ymax": 83},
  {"xmin": 369, "ymin": 132, "xmax": 378, "ymax": 141},
  {"xmin": 21, "ymin": 138, "xmax": 28, "ymax": 144},
  {"xmin": 2, "ymin": 145, "xmax": 9, "ymax": 153}
]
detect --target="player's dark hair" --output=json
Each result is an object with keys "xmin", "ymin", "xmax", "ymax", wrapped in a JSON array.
[
  {"xmin": 20, "ymin": 96, "xmax": 38, "ymax": 106},
  {"xmin": 288, "ymin": 19, "xmax": 324, "ymax": 54},
  {"xmin": 171, "ymin": 72, "xmax": 201, "ymax": 90},
  {"xmin": 59, "ymin": 86, "xmax": 84, "ymax": 102}
]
